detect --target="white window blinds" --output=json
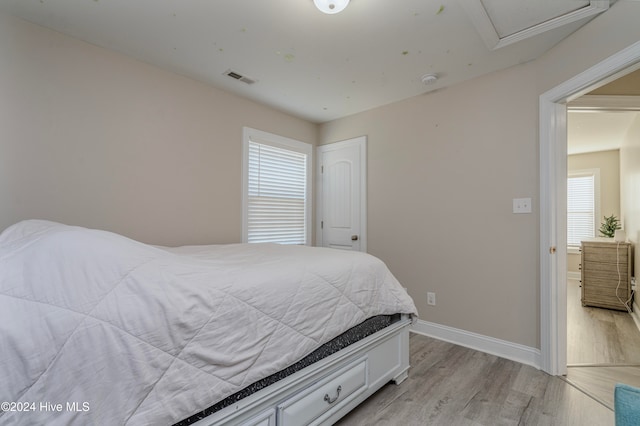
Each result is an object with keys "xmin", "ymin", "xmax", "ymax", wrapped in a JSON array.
[
  {"xmin": 244, "ymin": 130, "xmax": 311, "ymax": 245},
  {"xmin": 567, "ymin": 174, "xmax": 596, "ymax": 246}
]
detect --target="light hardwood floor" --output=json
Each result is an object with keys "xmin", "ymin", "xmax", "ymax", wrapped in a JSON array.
[
  {"xmin": 565, "ymin": 278, "xmax": 640, "ymax": 410},
  {"xmin": 336, "ymin": 281, "xmax": 640, "ymax": 425},
  {"xmin": 336, "ymin": 334, "xmax": 613, "ymax": 425},
  {"xmin": 567, "ymin": 279, "xmax": 640, "ymax": 365}
]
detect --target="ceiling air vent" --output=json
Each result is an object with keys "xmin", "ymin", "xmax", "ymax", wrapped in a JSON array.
[{"xmin": 224, "ymin": 69, "xmax": 256, "ymax": 85}]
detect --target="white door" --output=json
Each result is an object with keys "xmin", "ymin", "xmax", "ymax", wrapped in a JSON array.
[{"xmin": 317, "ymin": 136, "xmax": 366, "ymax": 251}]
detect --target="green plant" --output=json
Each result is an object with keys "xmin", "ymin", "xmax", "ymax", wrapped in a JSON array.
[{"xmin": 599, "ymin": 214, "xmax": 621, "ymax": 238}]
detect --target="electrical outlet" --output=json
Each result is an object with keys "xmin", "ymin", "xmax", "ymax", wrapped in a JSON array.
[{"xmin": 427, "ymin": 292, "xmax": 436, "ymax": 306}]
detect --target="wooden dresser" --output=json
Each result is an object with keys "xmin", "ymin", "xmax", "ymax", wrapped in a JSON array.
[{"xmin": 580, "ymin": 239, "xmax": 633, "ymax": 311}]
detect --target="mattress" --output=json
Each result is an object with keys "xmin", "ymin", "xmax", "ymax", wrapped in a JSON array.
[
  {"xmin": 175, "ymin": 314, "xmax": 399, "ymax": 425},
  {"xmin": 0, "ymin": 220, "xmax": 417, "ymax": 425}
]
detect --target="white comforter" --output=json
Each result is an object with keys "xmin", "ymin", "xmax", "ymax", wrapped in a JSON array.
[{"xmin": 0, "ymin": 220, "xmax": 416, "ymax": 425}]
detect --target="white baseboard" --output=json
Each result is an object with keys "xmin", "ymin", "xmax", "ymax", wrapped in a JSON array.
[{"xmin": 411, "ymin": 319, "xmax": 541, "ymax": 369}]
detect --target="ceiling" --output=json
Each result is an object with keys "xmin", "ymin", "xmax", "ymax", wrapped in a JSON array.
[
  {"xmin": 567, "ymin": 68, "xmax": 640, "ymax": 155},
  {"xmin": 0, "ymin": 0, "xmax": 616, "ymax": 123},
  {"xmin": 568, "ymin": 111, "xmax": 639, "ymax": 155}
]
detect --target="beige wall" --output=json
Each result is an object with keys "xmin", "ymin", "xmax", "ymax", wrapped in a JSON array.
[
  {"xmin": 534, "ymin": 1, "xmax": 640, "ymax": 95},
  {"xmin": 320, "ymin": 64, "xmax": 540, "ymax": 346},
  {"xmin": 0, "ymin": 13, "xmax": 317, "ymax": 246},
  {"xmin": 320, "ymin": 1, "xmax": 640, "ymax": 348},
  {"xmin": 621, "ymin": 115, "xmax": 640, "ymax": 277},
  {"xmin": 567, "ymin": 150, "xmax": 621, "ymax": 275}
]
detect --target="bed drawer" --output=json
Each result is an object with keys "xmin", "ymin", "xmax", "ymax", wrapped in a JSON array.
[
  {"xmin": 277, "ymin": 358, "xmax": 368, "ymax": 426},
  {"xmin": 239, "ymin": 409, "xmax": 276, "ymax": 426}
]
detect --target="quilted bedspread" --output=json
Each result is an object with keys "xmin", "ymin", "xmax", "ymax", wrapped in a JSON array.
[{"xmin": 0, "ymin": 220, "xmax": 416, "ymax": 425}]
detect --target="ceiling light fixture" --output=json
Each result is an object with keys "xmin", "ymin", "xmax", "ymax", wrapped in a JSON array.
[{"xmin": 314, "ymin": 0, "xmax": 350, "ymax": 14}]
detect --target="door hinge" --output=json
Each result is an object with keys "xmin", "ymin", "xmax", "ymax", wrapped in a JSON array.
[
  {"xmin": 321, "ymin": 221, "xmax": 324, "ymax": 229},
  {"xmin": 321, "ymin": 165, "xmax": 324, "ymax": 173}
]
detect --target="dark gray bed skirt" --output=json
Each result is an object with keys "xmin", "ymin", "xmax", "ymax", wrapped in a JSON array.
[{"xmin": 174, "ymin": 314, "xmax": 401, "ymax": 426}]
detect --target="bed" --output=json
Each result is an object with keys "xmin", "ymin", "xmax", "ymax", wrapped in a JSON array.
[{"xmin": 0, "ymin": 220, "xmax": 417, "ymax": 425}]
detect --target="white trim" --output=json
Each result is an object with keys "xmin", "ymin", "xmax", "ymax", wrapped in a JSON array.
[
  {"xmin": 540, "ymin": 100, "xmax": 567, "ymax": 375},
  {"xmin": 631, "ymin": 297, "xmax": 640, "ymax": 333},
  {"xmin": 459, "ymin": 0, "xmax": 608, "ymax": 50},
  {"xmin": 540, "ymin": 41, "xmax": 640, "ymax": 375},
  {"xmin": 242, "ymin": 127, "xmax": 313, "ymax": 245},
  {"xmin": 568, "ymin": 95, "xmax": 640, "ymax": 111},
  {"xmin": 411, "ymin": 319, "xmax": 541, "ymax": 369},
  {"xmin": 316, "ymin": 136, "xmax": 367, "ymax": 252}
]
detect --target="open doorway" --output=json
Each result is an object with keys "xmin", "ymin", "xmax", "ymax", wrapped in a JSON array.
[
  {"xmin": 540, "ymin": 42, "xmax": 640, "ymax": 412},
  {"xmin": 539, "ymin": 41, "xmax": 640, "ymax": 378},
  {"xmin": 564, "ymin": 81, "xmax": 640, "ymax": 408}
]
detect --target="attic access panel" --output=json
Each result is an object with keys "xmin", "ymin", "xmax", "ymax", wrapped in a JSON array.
[{"xmin": 460, "ymin": 0, "xmax": 609, "ymax": 50}]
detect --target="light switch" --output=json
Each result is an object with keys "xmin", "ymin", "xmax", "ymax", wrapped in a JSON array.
[{"xmin": 513, "ymin": 198, "xmax": 532, "ymax": 214}]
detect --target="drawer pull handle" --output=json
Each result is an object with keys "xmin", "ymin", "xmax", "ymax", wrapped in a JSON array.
[{"xmin": 324, "ymin": 385, "xmax": 342, "ymax": 404}]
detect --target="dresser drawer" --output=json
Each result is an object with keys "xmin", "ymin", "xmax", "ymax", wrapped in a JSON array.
[
  {"xmin": 278, "ymin": 358, "xmax": 368, "ymax": 426},
  {"xmin": 583, "ymin": 265, "xmax": 628, "ymax": 285},
  {"xmin": 583, "ymin": 246, "xmax": 628, "ymax": 264}
]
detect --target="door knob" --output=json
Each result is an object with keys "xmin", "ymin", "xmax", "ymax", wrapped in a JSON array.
[{"xmin": 351, "ymin": 235, "xmax": 359, "ymax": 241}]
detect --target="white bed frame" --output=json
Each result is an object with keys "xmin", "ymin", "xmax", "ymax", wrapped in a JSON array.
[{"xmin": 194, "ymin": 315, "xmax": 412, "ymax": 426}]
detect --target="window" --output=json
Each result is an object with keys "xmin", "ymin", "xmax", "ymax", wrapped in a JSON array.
[
  {"xmin": 567, "ymin": 169, "xmax": 600, "ymax": 247},
  {"xmin": 242, "ymin": 127, "xmax": 312, "ymax": 245}
]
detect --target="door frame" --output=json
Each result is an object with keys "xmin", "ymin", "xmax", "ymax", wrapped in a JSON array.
[
  {"xmin": 315, "ymin": 136, "xmax": 367, "ymax": 252},
  {"xmin": 540, "ymin": 40, "xmax": 640, "ymax": 375}
]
